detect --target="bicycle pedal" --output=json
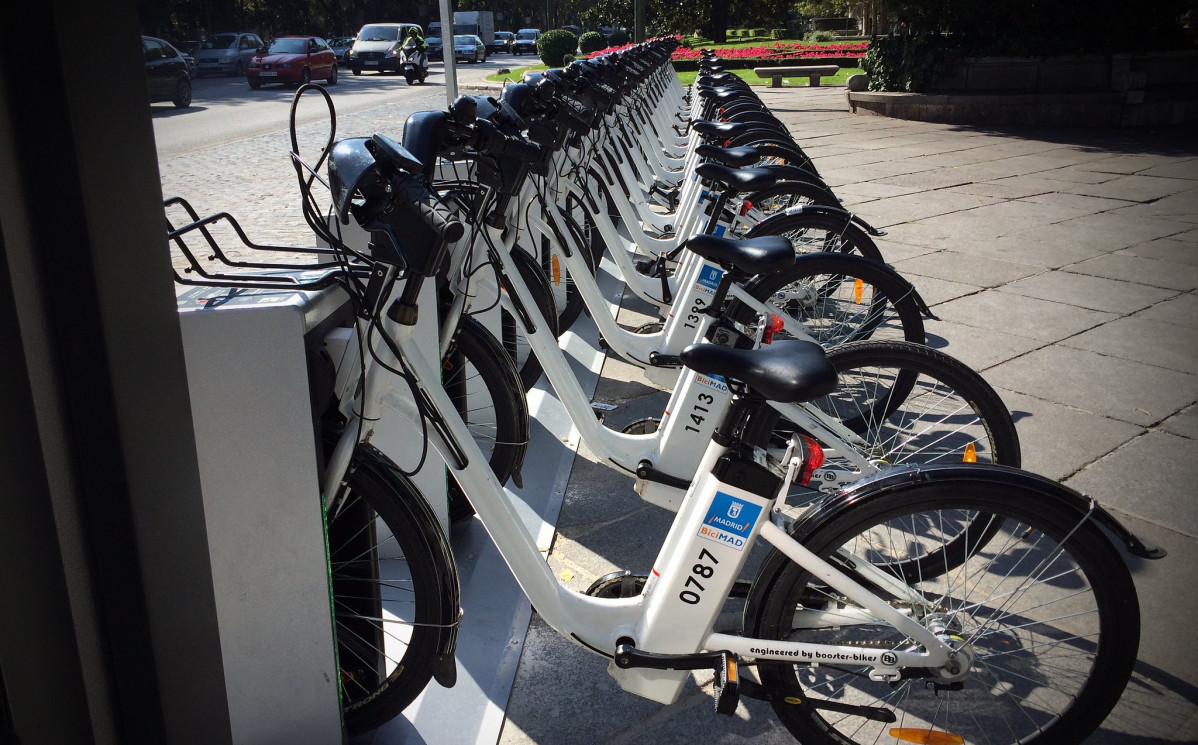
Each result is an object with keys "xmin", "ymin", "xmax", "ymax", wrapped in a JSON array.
[{"xmin": 713, "ymin": 651, "xmax": 739, "ymax": 716}]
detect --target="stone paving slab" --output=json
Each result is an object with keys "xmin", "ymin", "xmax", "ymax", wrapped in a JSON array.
[
  {"xmin": 932, "ymin": 289, "xmax": 1118, "ymax": 341},
  {"xmin": 1119, "ymin": 236, "xmax": 1198, "ymax": 266},
  {"xmin": 846, "ymin": 190, "xmax": 1001, "ymax": 227},
  {"xmin": 1067, "ymin": 431, "xmax": 1198, "ymax": 535},
  {"xmin": 998, "ymin": 270, "xmax": 1178, "ymax": 314},
  {"xmin": 992, "ymin": 389, "xmax": 1145, "ymax": 481},
  {"xmin": 1063, "ymin": 316, "xmax": 1198, "ymax": 373},
  {"xmin": 1133, "ymin": 292, "xmax": 1198, "ymax": 326},
  {"xmin": 1160, "ymin": 404, "xmax": 1198, "ymax": 438},
  {"xmin": 922, "ymin": 319, "xmax": 1046, "ymax": 371},
  {"xmin": 892, "ymin": 249, "xmax": 1044, "ymax": 287},
  {"xmin": 985, "ymin": 344, "xmax": 1198, "ymax": 425},
  {"xmin": 1067, "ymin": 251, "xmax": 1198, "ymax": 290}
]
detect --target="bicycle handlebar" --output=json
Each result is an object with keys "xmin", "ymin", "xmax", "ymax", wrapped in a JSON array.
[{"xmin": 390, "ymin": 176, "xmax": 465, "ymax": 244}]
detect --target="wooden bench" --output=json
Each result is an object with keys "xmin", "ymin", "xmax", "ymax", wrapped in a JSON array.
[{"xmin": 755, "ymin": 65, "xmax": 840, "ymax": 88}]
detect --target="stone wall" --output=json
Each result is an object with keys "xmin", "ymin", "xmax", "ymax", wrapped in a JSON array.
[{"xmin": 846, "ymin": 50, "xmax": 1198, "ymax": 126}]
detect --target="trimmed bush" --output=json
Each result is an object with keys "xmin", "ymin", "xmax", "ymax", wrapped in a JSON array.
[
  {"xmin": 608, "ymin": 29, "xmax": 630, "ymax": 45},
  {"xmin": 771, "ymin": 28, "xmax": 787, "ymax": 39},
  {"xmin": 863, "ymin": 33, "xmax": 961, "ymax": 92},
  {"xmin": 804, "ymin": 30, "xmax": 837, "ymax": 42},
  {"xmin": 538, "ymin": 28, "xmax": 579, "ymax": 66},
  {"xmin": 578, "ymin": 31, "xmax": 606, "ymax": 54}
]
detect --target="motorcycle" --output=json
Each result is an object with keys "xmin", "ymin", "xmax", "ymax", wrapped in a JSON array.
[{"xmin": 400, "ymin": 41, "xmax": 428, "ymax": 85}]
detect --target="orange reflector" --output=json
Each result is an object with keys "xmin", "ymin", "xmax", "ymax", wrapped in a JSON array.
[
  {"xmin": 762, "ymin": 314, "xmax": 785, "ymax": 345},
  {"xmin": 963, "ymin": 442, "xmax": 977, "ymax": 463},
  {"xmin": 551, "ymin": 254, "xmax": 562, "ymax": 286},
  {"xmin": 889, "ymin": 729, "xmax": 964, "ymax": 745},
  {"xmin": 854, "ymin": 278, "xmax": 864, "ymax": 304}
]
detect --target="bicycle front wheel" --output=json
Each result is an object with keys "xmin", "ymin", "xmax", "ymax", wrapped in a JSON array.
[
  {"xmin": 748, "ymin": 479, "xmax": 1140, "ymax": 745},
  {"xmin": 330, "ymin": 450, "xmax": 456, "ymax": 736},
  {"xmin": 443, "ymin": 316, "xmax": 530, "ymax": 521}
]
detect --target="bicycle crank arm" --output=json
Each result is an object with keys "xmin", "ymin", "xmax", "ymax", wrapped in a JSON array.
[{"xmin": 614, "ymin": 644, "xmax": 740, "ymax": 715}]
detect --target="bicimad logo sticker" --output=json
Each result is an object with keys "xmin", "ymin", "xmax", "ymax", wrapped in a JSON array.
[
  {"xmin": 695, "ymin": 373, "xmax": 729, "ymax": 393},
  {"xmin": 697, "ymin": 491, "xmax": 762, "ymax": 551},
  {"xmin": 694, "ymin": 265, "xmax": 724, "ymax": 295}
]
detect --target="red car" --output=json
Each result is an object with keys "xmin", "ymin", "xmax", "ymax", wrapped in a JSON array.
[{"xmin": 246, "ymin": 36, "xmax": 338, "ymax": 89}]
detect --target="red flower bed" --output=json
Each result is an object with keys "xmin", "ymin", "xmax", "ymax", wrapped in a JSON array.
[
  {"xmin": 669, "ymin": 42, "xmax": 868, "ymax": 61},
  {"xmin": 583, "ymin": 38, "xmax": 868, "ymax": 65}
]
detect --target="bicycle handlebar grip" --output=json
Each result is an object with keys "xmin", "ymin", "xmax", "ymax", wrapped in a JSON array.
[{"xmin": 392, "ymin": 177, "xmax": 465, "ymax": 244}]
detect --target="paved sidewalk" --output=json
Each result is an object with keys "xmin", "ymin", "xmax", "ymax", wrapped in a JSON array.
[{"xmin": 496, "ymin": 86, "xmax": 1198, "ymax": 745}]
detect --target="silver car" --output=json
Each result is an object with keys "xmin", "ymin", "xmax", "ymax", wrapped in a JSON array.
[
  {"xmin": 453, "ymin": 34, "xmax": 486, "ymax": 63},
  {"xmin": 193, "ymin": 32, "xmax": 264, "ymax": 77}
]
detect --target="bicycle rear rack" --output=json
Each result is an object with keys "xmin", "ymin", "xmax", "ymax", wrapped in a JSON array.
[{"xmin": 165, "ymin": 195, "xmax": 367, "ymax": 291}]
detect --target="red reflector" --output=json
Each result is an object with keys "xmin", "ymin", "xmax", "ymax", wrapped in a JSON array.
[
  {"xmin": 740, "ymin": 200, "xmax": 754, "ymax": 216},
  {"xmin": 762, "ymin": 314, "xmax": 785, "ymax": 345},
  {"xmin": 798, "ymin": 435, "xmax": 825, "ymax": 486}
]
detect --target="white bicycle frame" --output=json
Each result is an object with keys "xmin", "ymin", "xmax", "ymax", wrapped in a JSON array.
[
  {"xmin": 438, "ymin": 183, "xmax": 881, "ymax": 508},
  {"xmin": 321, "ymin": 268, "xmax": 957, "ymax": 705}
]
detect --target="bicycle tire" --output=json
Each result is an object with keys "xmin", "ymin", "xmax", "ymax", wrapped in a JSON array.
[
  {"xmin": 540, "ymin": 193, "xmax": 600, "ymax": 334},
  {"xmin": 728, "ymin": 139, "xmax": 821, "ymax": 179},
  {"xmin": 746, "ymin": 209, "xmax": 885, "ymax": 263},
  {"xmin": 731, "ymin": 182, "xmax": 847, "ymax": 237},
  {"xmin": 442, "ymin": 316, "xmax": 530, "ymax": 520},
  {"xmin": 743, "ymin": 340, "xmax": 1019, "ymax": 578},
  {"xmin": 747, "ymin": 479, "xmax": 1140, "ymax": 745},
  {"xmin": 735, "ymin": 252, "xmax": 926, "ymax": 348},
  {"xmin": 329, "ymin": 447, "xmax": 457, "ymax": 736},
  {"xmin": 505, "ymin": 248, "xmax": 561, "ymax": 391}
]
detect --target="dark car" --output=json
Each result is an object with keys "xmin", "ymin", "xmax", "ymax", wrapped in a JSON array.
[
  {"xmin": 513, "ymin": 28, "xmax": 539, "ymax": 56},
  {"xmin": 142, "ymin": 35, "xmax": 192, "ymax": 108},
  {"xmin": 246, "ymin": 36, "xmax": 338, "ymax": 88},
  {"xmin": 491, "ymin": 31, "xmax": 514, "ymax": 54},
  {"xmin": 328, "ymin": 36, "xmax": 355, "ymax": 65},
  {"xmin": 426, "ymin": 35, "xmax": 443, "ymax": 61}
]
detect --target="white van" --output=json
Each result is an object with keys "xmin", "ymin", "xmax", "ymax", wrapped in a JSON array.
[{"xmin": 345, "ymin": 22, "xmax": 423, "ymax": 74}]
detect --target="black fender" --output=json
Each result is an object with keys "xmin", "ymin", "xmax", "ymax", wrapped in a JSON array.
[
  {"xmin": 355, "ymin": 444, "xmax": 462, "ymax": 687},
  {"xmin": 739, "ymin": 250, "xmax": 916, "ymax": 302},
  {"xmin": 791, "ymin": 463, "xmax": 1166, "ymax": 560}
]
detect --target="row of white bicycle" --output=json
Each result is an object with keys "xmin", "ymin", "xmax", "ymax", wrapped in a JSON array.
[{"xmin": 167, "ymin": 36, "xmax": 1163, "ymax": 744}]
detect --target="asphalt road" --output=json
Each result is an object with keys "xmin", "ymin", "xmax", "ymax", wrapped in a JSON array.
[
  {"xmin": 151, "ymin": 57, "xmax": 518, "ymax": 159},
  {"xmin": 155, "ymin": 57, "xmax": 516, "ymax": 254}
]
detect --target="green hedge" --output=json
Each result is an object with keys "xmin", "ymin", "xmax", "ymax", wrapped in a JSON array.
[
  {"xmin": 862, "ymin": 33, "xmax": 961, "ymax": 91},
  {"xmin": 538, "ymin": 28, "xmax": 578, "ymax": 66},
  {"xmin": 578, "ymin": 31, "xmax": 606, "ymax": 54}
]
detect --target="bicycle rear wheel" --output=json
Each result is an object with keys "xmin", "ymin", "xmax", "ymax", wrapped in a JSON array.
[
  {"xmin": 746, "ymin": 210, "xmax": 885, "ymax": 263},
  {"xmin": 743, "ymin": 340, "xmax": 1020, "ymax": 578},
  {"xmin": 747, "ymin": 479, "xmax": 1140, "ymax": 745},
  {"xmin": 329, "ymin": 448, "xmax": 457, "ymax": 736},
  {"xmin": 734, "ymin": 252, "xmax": 926, "ymax": 348}
]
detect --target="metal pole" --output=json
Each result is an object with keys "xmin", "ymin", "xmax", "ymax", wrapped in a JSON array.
[
  {"xmin": 439, "ymin": 0, "xmax": 457, "ymax": 103},
  {"xmin": 634, "ymin": 0, "xmax": 645, "ymax": 42}
]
